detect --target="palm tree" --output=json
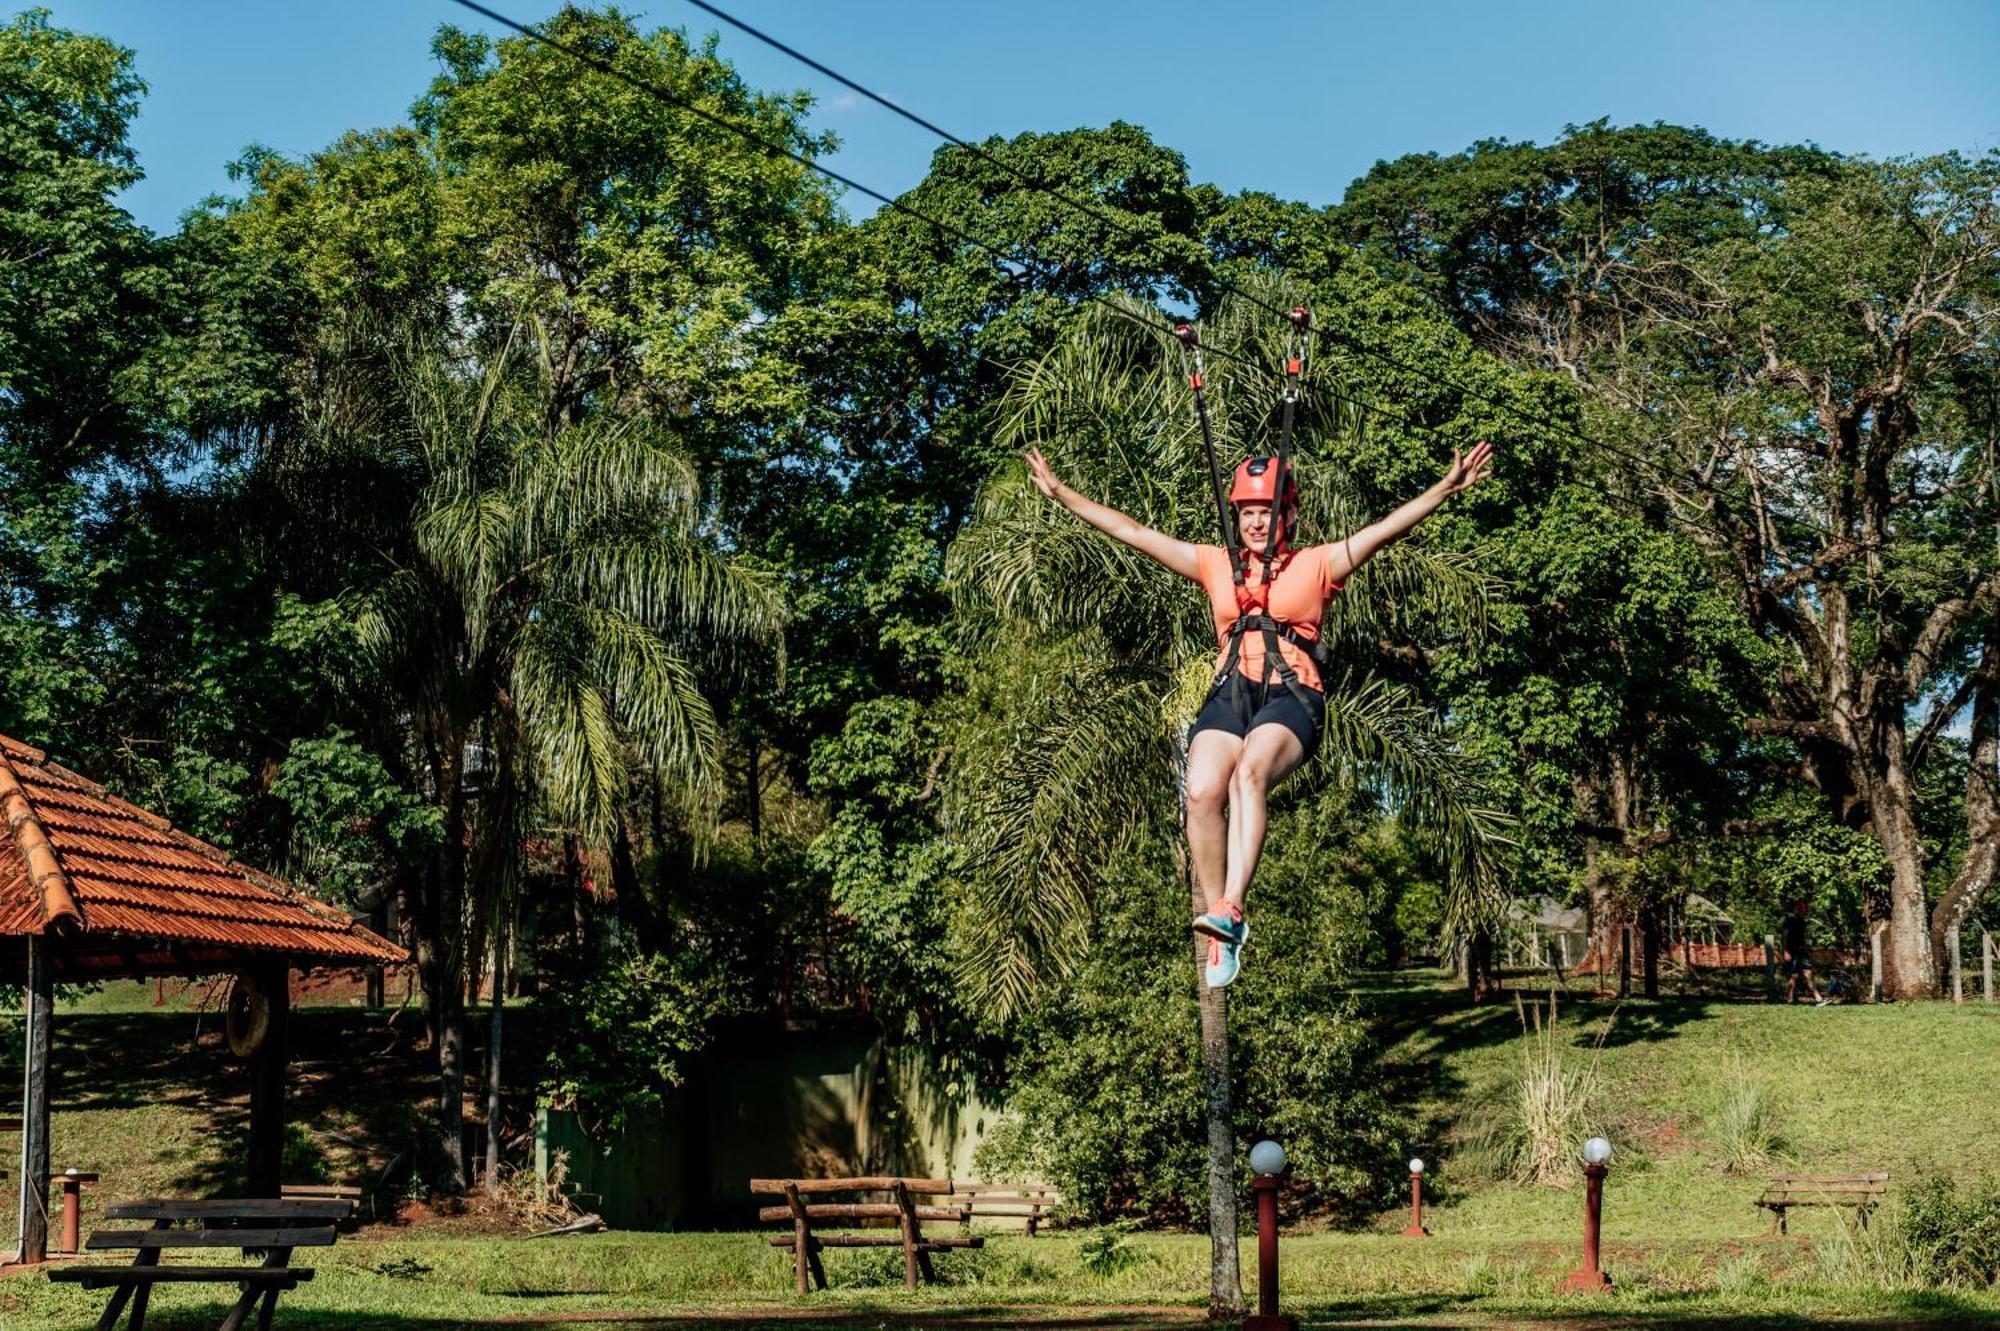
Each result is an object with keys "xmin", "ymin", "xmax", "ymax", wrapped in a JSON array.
[
  {"xmin": 310, "ymin": 325, "xmax": 784, "ymax": 1190},
  {"xmin": 944, "ymin": 286, "xmax": 1508, "ymax": 1315}
]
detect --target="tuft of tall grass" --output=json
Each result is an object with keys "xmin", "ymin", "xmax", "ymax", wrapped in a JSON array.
[
  {"xmin": 1710, "ymin": 1067, "xmax": 1786, "ymax": 1173},
  {"xmin": 1500, "ymin": 992, "xmax": 1612, "ymax": 1187}
]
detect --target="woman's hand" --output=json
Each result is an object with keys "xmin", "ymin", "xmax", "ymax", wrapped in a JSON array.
[
  {"xmin": 1440, "ymin": 440, "xmax": 1494, "ymax": 495},
  {"xmin": 1024, "ymin": 448, "xmax": 1064, "ymax": 501}
]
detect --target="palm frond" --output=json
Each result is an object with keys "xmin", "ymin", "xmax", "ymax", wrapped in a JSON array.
[{"xmin": 945, "ymin": 646, "xmax": 1176, "ymax": 1020}]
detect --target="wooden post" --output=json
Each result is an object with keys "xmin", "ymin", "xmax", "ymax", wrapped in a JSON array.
[
  {"xmin": 1985, "ymin": 931, "xmax": 1994, "ymax": 1005},
  {"xmin": 1763, "ymin": 935, "xmax": 1777, "ymax": 1000},
  {"xmin": 1870, "ymin": 927, "xmax": 1884, "ymax": 1003},
  {"xmin": 1952, "ymin": 926, "xmax": 1964, "ymax": 1005},
  {"xmin": 246, "ymin": 963, "xmax": 292, "ymax": 1198},
  {"xmin": 782, "ymin": 1183, "xmax": 814, "ymax": 1293},
  {"xmin": 18, "ymin": 934, "xmax": 52, "ymax": 1264},
  {"xmin": 893, "ymin": 1180, "xmax": 921, "ymax": 1291}
]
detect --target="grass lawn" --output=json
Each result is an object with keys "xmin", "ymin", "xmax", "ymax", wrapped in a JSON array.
[
  {"xmin": 7, "ymin": 1230, "xmax": 2000, "ymax": 1329},
  {"xmin": 11, "ymin": 973, "xmax": 2000, "ymax": 1326}
]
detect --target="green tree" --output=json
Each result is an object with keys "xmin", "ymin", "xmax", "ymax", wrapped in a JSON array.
[
  {"xmin": 313, "ymin": 328, "xmax": 782, "ymax": 1188},
  {"xmin": 1338, "ymin": 127, "xmax": 2000, "ymax": 997},
  {"xmin": 945, "ymin": 280, "xmax": 1515, "ymax": 1312}
]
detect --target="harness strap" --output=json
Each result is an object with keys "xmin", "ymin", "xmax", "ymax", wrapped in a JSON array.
[{"xmin": 1176, "ymin": 324, "xmax": 1243, "ymax": 587}]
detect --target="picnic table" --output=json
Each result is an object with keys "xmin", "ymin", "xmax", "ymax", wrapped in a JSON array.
[
  {"xmin": 752, "ymin": 1175, "xmax": 983, "ymax": 1292},
  {"xmin": 47, "ymin": 1196, "xmax": 352, "ymax": 1330},
  {"xmin": 1754, "ymin": 1172, "xmax": 1889, "ymax": 1233}
]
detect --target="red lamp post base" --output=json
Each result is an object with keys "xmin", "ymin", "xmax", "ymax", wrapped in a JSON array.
[
  {"xmin": 1559, "ymin": 1266, "xmax": 1613, "ymax": 1293},
  {"xmin": 1401, "ymin": 1222, "xmax": 1431, "ymax": 1237},
  {"xmin": 1243, "ymin": 1316, "xmax": 1300, "ymax": 1331}
]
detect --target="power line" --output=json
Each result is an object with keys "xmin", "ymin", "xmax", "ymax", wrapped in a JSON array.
[
  {"xmin": 671, "ymin": 0, "xmax": 1845, "ymax": 542},
  {"xmin": 443, "ymin": 0, "xmax": 1279, "ymax": 388}
]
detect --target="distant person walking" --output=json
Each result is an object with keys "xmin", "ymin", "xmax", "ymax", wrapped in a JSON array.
[{"xmin": 1782, "ymin": 900, "xmax": 1827, "ymax": 1006}]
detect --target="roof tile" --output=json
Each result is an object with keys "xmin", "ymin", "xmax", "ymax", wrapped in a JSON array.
[{"xmin": 0, "ymin": 736, "xmax": 405, "ymax": 966}]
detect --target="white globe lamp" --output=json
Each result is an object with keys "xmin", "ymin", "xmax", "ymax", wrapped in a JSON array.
[{"xmin": 1249, "ymin": 1139, "xmax": 1288, "ymax": 1177}]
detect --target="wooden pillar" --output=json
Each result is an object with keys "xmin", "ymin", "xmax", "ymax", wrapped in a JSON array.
[
  {"xmin": 246, "ymin": 963, "xmax": 292, "ymax": 1198},
  {"xmin": 1951, "ymin": 926, "xmax": 1964, "ymax": 1005},
  {"xmin": 1870, "ymin": 927, "xmax": 1884, "ymax": 1003},
  {"xmin": 1984, "ymin": 931, "xmax": 1993, "ymax": 1004},
  {"xmin": 19, "ymin": 934, "xmax": 53, "ymax": 1263}
]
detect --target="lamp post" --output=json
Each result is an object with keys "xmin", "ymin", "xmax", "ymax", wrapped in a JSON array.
[
  {"xmin": 1244, "ymin": 1140, "xmax": 1298, "ymax": 1331},
  {"xmin": 1559, "ymin": 1137, "xmax": 1614, "ymax": 1293},
  {"xmin": 1402, "ymin": 1158, "xmax": 1430, "ymax": 1237}
]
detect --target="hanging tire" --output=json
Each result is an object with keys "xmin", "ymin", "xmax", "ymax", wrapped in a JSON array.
[{"xmin": 225, "ymin": 972, "xmax": 271, "ymax": 1060}]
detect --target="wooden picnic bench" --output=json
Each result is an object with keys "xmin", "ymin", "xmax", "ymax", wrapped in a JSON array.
[
  {"xmin": 751, "ymin": 1175, "xmax": 983, "ymax": 1293},
  {"xmin": 959, "ymin": 1181, "xmax": 1062, "ymax": 1235},
  {"xmin": 47, "ymin": 1196, "xmax": 353, "ymax": 1331},
  {"xmin": 1754, "ymin": 1172, "xmax": 1889, "ymax": 1233},
  {"xmin": 280, "ymin": 1182, "xmax": 366, "ymax": 1225}
]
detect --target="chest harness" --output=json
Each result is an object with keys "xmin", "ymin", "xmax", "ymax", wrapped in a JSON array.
[{"xmin": 1174, "ymin": 308, "xmax": 1332, "ymax": 716}]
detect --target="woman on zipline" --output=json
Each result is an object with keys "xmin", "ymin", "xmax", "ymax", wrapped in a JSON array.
[{"xmin": 1023, "ymin": 439, "xmax": 1492, "ymax": 986}]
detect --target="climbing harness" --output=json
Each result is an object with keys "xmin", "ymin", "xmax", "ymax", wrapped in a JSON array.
[{"xmin": 1176, "ymin": 309, "xmax": 1331, "ymax": 718}]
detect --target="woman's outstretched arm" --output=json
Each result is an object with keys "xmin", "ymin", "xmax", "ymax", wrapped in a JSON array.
[
  {"xmin": 1025, "ymin": 448, "xmax": 1203, "ymax": 581},
  {"xmin": 1328, "ymin": 441, "xmax": 1493, "ymax": 584}
]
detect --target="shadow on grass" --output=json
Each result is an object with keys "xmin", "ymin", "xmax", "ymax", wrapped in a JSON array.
[
  {"xmin": 1293, "ymin": 1287, "xmax": 2000, "ymax": 1328},
  {"xmin": 53, "ymin": 1305, "xmax": 1206, "ymax": 1330},
  {"xmin": 66, "ymin": 1291, "xmax": 2000, "ymax": 1330},
  {"xmin": 1351, "ymin": 975, "xmax": 1742, "ymax": 1176},
  {"xmin": 0, "ymin": 1007, "xmax": 509, "ymax": 1204}
]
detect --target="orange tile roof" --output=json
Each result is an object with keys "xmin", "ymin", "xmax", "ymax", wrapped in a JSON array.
[{"xmin": 0, "ymin": 734, "xmax": 406, "ymax": 973}]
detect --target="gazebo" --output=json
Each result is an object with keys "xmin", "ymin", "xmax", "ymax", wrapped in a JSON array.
[{"xmin": 0, "ymin": 734, "xmax": 405, "ymax": 1262}]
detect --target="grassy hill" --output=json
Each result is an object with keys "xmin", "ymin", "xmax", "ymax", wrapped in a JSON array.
[{"xmin": 1356, "ymin": 972, "xmax": 2000, "ymax": 1242}]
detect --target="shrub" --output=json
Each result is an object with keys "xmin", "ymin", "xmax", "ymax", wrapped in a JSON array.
[{"xmin": 1896, "ymin": 1172, "xmax": 2000, "ymax": 1288}]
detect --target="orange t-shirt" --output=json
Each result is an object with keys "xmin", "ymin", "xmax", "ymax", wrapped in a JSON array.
[{"xmin": 1189, "ymin": 544, "xmax": 1344, "ymax": 692}]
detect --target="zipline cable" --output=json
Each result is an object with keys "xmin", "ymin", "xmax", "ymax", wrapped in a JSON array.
[
  {"xmin": 443, "ymin": 0, "xmax": 1826, "ymax": 552},
  {"xmin": 442, "ymin": 0, "xmax": 1282, "ymax": 388},
  {"xmin": 672, "ymin": 0, "xmax": 1845, "ymax": 542}
]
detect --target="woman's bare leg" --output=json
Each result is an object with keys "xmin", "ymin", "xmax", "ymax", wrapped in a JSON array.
[
  {"xmin": 1184, "ymin": 730, "xmax": 1242, "ymax": 913},
  {"xmin": 1222, "ymin": 723, "xmax": 1308, "ymax": 910}
]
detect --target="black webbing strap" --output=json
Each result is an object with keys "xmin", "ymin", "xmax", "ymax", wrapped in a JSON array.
[
  {"xmin": 1175, "ymin": 323, "xmax": 1242, "ymax": 586},
  {"xmin": 1240, "ymin": 307, "xmax": 1315, "ymax": 712}
]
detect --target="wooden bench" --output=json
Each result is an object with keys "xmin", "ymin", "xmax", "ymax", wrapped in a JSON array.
[
  {"xmin": 47, "ymin": 1197, "xmax": 353, "ymax": 1330},
  {"xmin": 1754, "ymin": 1172, "xmax": 1889, "ymax": 1233},
  {"xmin": 751, "ymin": 1175, "xmax": 983, "ymax": 1292},
  {"xmin": 280, "ymin": 1183, "xmax": 366, "ymax": 1225},
  {"xmin": 959, "ymin": 1182, "xmax": 1062, "ymax": 1236}
]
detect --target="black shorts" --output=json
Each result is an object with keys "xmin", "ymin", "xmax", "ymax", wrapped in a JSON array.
[
  {"xmin": 1785, "ymin": 954, "xmax": 1813, "ymax": 976},
  {"xmin": 1190, "ymin": 672, "xmax": 1324, "ymax": 760}
]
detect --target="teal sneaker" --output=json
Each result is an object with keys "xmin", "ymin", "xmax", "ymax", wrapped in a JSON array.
[{"xmin": 1205, "ymin": 929, "xmax": 1246, "ymax": 989}]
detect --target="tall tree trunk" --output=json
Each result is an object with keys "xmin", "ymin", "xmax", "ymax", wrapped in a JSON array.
[
  {"xmin": 431, "ymin": 741, "xmax": 470, "ymax": 1193},
  {"xmin": 1871, "ymin": 754, "xmax": 1934, "ymax": 999},
  {"xmin": 484, "ymin": 923, "xmax": 506, "ymax": 1197},
  {"xmin": 1930, "ymin": 626, "xmax": 2000, "ymax": 973},
  {"xmin": 1175, "ymin": 740, "xmax": 1243, "ymax": 1320},
  {"xmin": 1641, "ymin": 903, "xmax": 1660, "ymax": 999},
  {"xmin": 1190, "ymin": 849, "xmax": 1244, "ymax": 1319}
]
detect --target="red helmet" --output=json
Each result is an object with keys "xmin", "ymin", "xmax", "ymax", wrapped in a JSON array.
[
  {"xmin": 1229, "ymin": 456, "xmax": 1298, "ymax": 544},
  {"xmin": 1230, "ymin": 456, "xmax": 1297, "ymax": 507}
]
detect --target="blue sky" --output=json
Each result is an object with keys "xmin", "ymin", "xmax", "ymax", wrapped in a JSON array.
[{"xmin": 44, "ymin": 0, "xmax": 2000, "ymax": 236}]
